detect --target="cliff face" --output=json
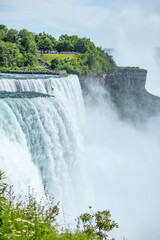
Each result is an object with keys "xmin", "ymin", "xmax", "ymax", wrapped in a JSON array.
[
  {"xmin": 105, "ymin": 69, "xmax": 147, "ymax": 93},
  {"xmin": 79, "ymin": 68, "xmax": 160, "ymax": 121}
]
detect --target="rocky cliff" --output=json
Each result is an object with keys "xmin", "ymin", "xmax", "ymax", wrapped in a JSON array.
[
  {"xmin": 79, "ymin": 67, "xmax": 160, "ymax": 121},
  {"xmin": 105, "ymin": 68, "xmax": 147, "ymax": 93}
]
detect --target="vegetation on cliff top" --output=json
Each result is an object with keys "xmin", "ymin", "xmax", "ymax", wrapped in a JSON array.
[
  {"xmin": 0, "ymin": 24, "xmax": 116, "ymax": 76},
  {"xmin": 0, "ymin": 171, "xmax": 118, "ymax": 240},
  {"xmin": 40, "ymin": 53, "xmax": 75, "ymax": 64},
  {"xmin": 50, "ymin": 50, "xmax": 116, "ymax": 75}
]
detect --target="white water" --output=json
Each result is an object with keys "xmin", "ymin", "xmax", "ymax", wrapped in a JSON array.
[
  {"xmin": 0, "ymin": 74, "xmax": 84, "ymax": 123},
  {"xmin": 0, "ymin": 73, "xmax": 160, "ymax": 240},
  {"xmin": 0, "ymin": 74, "xmax": 84, "ymax": 207}
]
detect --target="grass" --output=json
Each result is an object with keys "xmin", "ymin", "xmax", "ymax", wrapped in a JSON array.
[{"xmin": 40, "ymin": 54, "xmax": 78, "ymax": 64}]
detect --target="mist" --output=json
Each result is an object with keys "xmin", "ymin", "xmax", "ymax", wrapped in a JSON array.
[
  {"xmin": 77, "ymin": 82, "xmax": 160, "ymax": 240},
  {"xmin": 100, "ymin": 0, "xmax": 160, "ymax": 96}
]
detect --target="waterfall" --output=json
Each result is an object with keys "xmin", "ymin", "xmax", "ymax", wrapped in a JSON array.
[
  {"xmin": 0, "ymin": 73, "xmax": 84, "ymax": 123},
  {"xmin": 1, "ymin": 73, "xmax": 160, "ymax": 239},
  {"xmin": 0, "ymin": 74, "xmax": 84, "ymax": 206}
]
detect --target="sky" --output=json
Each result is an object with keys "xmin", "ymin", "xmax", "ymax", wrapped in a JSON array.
[{"xmin": 0, "ymin": 0, "xmax": 160, "ymax": 94}]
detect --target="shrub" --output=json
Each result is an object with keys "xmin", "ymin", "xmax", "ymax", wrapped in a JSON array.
[{"xmin": 0, "ymin": 171, "xmax": 118, "ymax": 239}]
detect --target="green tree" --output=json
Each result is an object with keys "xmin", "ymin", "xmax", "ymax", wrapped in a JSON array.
[
  {"xmin": 51, "ymin": 58, "xmax": 61, "ymax": 69},
  {"xmin": 75, "ymin": 38, "xmax": 95, "ymax": 53},
  {"xmin": 78, "ymin": 207, "xmax": 118, "ymax": 240},
  {"xmin": 18, "ymin": 29, "xmax": 38, "ymax": 65},
  {"xmin": 19, "ymin": 29, "xmax": 38, "ymax": 54},
  {"xmin": 59, "ymin": 34, "xmax": 78, "ymax": 42},
  {"xmin": 23, "ymin": 52, "xmax": 38, "ymax": 66},
  {"xmin": 38, "ymin": 38, "xmax": 53, "ymax": 51},
  {"xmin": 37, "ymin": 32, "xmax": 57, "ymax": 50},
  {"xmin": 0, "ymin": 40, "xmax": 23, "ymax": 67},
  {"xmin": 56, "ymin": 40, "xmax": 74, "ymax": 52},
  {"xmin": 4, "ymin": 29, "xmax": 19, "ymax": 43},
  {"xmin": 0, "ymin": 24, "xmax": 8, "ymax": 41}
]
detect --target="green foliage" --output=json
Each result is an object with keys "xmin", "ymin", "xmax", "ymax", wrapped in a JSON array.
[
  {"xmin": 77, "ymin": 207, "xmax": 118, "ymax": 240},
  {"xmin": 41, "ymin": 54, "xmax": 75, "ymax": 64},
  {"xmin": 0, "ymin": 25, "xmax": 8, "ymax": 41},
  {"xmin": 0, "ymin": 40, "xmax": 23, "ymax": 67},
  {"xmin": 74, "ymin": 38, "xmax": 95, "ymax": 53},
  {"xmin": 0, "ymin": 67, "xmax": 68, "ymax": 76},
  {"xmin": 0, "ymin": 171, "xmax": 118, "ymax": 240},
  {"xmin": 0, "ymin": 171, "xmax": 59, "ymax": 239},
  {"xmin": 59, "ymin": 34, "xmax": 79, "ymax": 42},
  {"xmin": 4, "ymin": 29, "xmax": 19, "ymax": 43},
  {"xmin": 0, "ymin": 24, "xmax": 117, "ymax": 75},
  {"xmin": 38, "ymin": 38, "xmax": 53, "ymax": 51},
  {"xmin": 23, "ymin": 52, "xmax": 38, "ymax": 66},
  {"xmin": 35, "ymin": 32, "xmax": 57, "ymax": 50},
  {"xmin": 51, "ymin": 58, "xmax": 61, "ymax": 69},
  {"xmin": 56, "ymin": 40, "xmax": 74, "ymax": 52},
  {"xmin": 50, "ymin": 49, "xmax": 116, "ymax": 76},
  {"xmin": 19, "ymin": 30, "xmax": 38, "ymax": 58},
  {"xmin": 0, "ymin": 26, "xmax": 39, "ymax": 67},
  {"xmin": 116, "ymin": 66, "xmax": 145, "ymax": 71},
  {"xmin": 58, "ymin": 35, "xmax": 96, "ymax": 53}
]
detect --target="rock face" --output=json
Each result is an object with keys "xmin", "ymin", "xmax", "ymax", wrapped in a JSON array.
[
  {"xmin": 79, "ymin": 68, "xmax": 160, "ymax": 121},
  {"xmin": 79, "ymin": 73, "xmax": 107, "ymax": 87},
  {"xmin": 105, "ymin": 68, "xmax": 160, "ymax": 120},
  {"xmin": 105, "ymin": 69, "xmax": 147, "ymax": 93}
]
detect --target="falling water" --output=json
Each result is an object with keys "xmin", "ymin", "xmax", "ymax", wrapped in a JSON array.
[
  {"xmin": 0, "ymin": 74, "xmax": 84, "ymax": 207},
  {"xmin": 1, "ymin": 73, "xmax": 160, "ymax": 240}
]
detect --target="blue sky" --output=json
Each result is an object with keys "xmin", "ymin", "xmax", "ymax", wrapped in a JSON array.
[
  {"xmin": 0, "ymin": 0, "xmax": 160, "ymax": 53},
  {"xmin": 0, "ymin": 0, "xmax": 159, "ymax": 49},
  {"xmin": 0, "ymin": 0, "xmax": 160, "ymax": 93},
  {"xmin": 0, "ymin": 0, "xmax": 115, "ymax": 39}
]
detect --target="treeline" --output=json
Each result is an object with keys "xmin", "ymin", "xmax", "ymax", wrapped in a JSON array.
[
  {"xmin": 0, "ymin": 25, "xmax": 38, "ymax": 67},
  {"xmin": 0, "ymin": 24, "xmax": 116, "ymax": 75}
]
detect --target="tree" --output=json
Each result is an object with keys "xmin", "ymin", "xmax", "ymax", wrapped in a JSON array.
[
  {"xmin": 4, "ymin": 29, "xmax": 19, "ymax": 43},
  {"xmin": 37, "ymin": 32, "xmax": 57, "ymax": 50},
  {"xmin": 59, "ymin": 34, "xmax": 70, "ymax": 41},
  {"xmin": 56, "ymin": 40, "xmax": 74, "ymax": 52},
  {"xmin": 0, "ymin": 24, "xmax": 8, "ymax": 41},
  {"xmin": 18, "ymin": 29, "xmax": 38, "ymax": 54},
  {"xmin": 77, "ymin": 207, "xmax": 118, "ymax": 240},
  {"xmin": 51, "ymin": 58, "xmax": 61, "ymax": 69},
  {"xmin": 59, "ymin": 34, "xmax": 78, "ymax": 43},
  {"xmin": 23, "ymin": 52, "xmax": 38, "ymax": 66},
  {"xmin": 38, "ymin": 38, "xmax": 53, "ymax": 51},
  {"xmin": 75, "ymin": 38, "xmax": 95, "ymax": 53},
  {"xmin": 0, "ymin": 40, "xmax": 23, "ymax": 67},
  {"xmin": 18, "ymin": 29, "xmax": 38, "ymax": 65}
]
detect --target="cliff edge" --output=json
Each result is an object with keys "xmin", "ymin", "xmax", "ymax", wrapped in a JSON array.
[{"xmin": 79, "ymin": 67, "xmax": 160, "ymax": 121}]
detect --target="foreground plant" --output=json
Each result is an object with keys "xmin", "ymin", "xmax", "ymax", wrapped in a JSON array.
[
  {"xmin": 76, "ymin": 206, "xmax": 118, "ymax": 240},
  {"xmin": 0, "ymin": 171, "xmax": 60, "ymax": 239},
  {"xmin": 0, "ymin": 171, "xmax": 118, "ymax": 239}
]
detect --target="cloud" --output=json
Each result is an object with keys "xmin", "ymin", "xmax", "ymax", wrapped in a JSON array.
[
  {"xmin": 101, "ymin": 0, "xmax": 160, "ymax": 95},
  {"xmin": 0, "ymin": 0, "xmax": 160, "ymax": 93},
  {"xmin": 0, "ymin": 0, "xmax": 108, "ymax": 36}
]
